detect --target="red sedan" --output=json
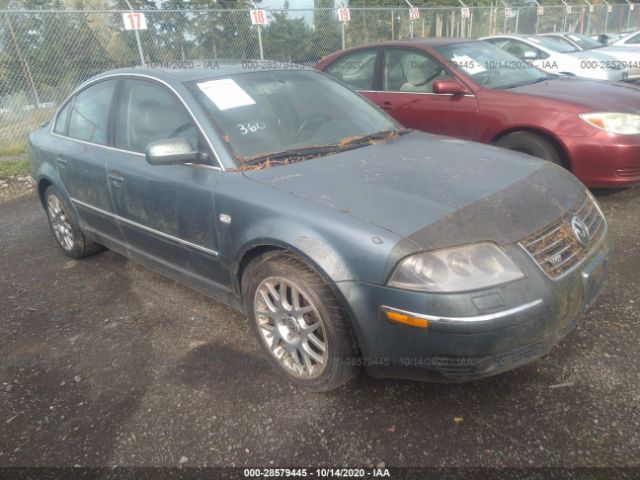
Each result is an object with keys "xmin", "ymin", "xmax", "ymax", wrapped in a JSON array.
[{"xmin": 315, "ymin": 38, "xmax": 640, "ymax": 187}]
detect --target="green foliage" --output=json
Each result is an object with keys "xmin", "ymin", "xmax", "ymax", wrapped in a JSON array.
[
  {"xmin": 264, "ymin": 8, "xmax": 313, "ymax": 62},
  {"xmin": 312, "ymin": 0, "xmax": 341, "ymax": 61},
  {"xmin": 0, "ymin": 159, "xmax": 30, "ymax": 178}
]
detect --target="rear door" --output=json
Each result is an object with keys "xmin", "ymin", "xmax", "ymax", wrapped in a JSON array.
[
  {"xmin": 323, "ymin": 48, "xmax": 380, "ymax": 104},
  {"xmin": 51, "ymin": 79, "xmax": 122, "ymax": 242},
  {"xmin": 377, "ymin": 47, "xmax": 479, "ymax": 139},
  {"xmin": 107, "ymin": 77, "xmax": 227, "ymax": 295}
]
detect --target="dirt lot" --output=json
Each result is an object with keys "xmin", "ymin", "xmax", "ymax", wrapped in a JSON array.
[{"xmin": 0, "ymin": 187, "xmax": 639, "ymax": 470}]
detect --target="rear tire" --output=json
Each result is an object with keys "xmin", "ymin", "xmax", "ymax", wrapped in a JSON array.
[
  {"xmin": 495, "ymin": 132, "xmax": 563, "ymax": 167},
  {"xmin": 44, "ymin": 185, "xmax": 103, "ymax": 259},
  {"xmin": 243, "ymin": 252, "xmax": 358, "ymax": 391}
]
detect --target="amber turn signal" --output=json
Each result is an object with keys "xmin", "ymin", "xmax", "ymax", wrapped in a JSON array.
[{"xmin": 384, "ymin": 310, "xmax": 429, "ymax": 329}]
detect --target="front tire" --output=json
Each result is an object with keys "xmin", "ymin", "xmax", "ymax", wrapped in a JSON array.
[
  {"xmin": 44, "ymin": 186, "xmax": 103, "ymax": 259},
  {"xmin": 243, "ymin": 252, "xmax": 358, "ymax": 391},
  {"xmin": 495, "ymin": 131, "xmax": 563, "ymax": 166}
]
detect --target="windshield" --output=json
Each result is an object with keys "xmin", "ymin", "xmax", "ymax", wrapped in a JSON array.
[
  {"xmin": 187, "ymin": 70, "xmax": 399, "ymax": 165},
  {"xmin": 525, "ymin": 36, "xmax": 578, "ymax": 53},
  {"xmin": 566, "ymin": 33, "xmax": 604, "ymax": 50},
  {"xmin": 434, "ymin": 41, "xmax": 551, "ymax": 90}
]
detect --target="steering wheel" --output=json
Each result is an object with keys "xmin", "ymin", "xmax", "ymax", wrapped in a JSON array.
[
  {"xmin": 475, "ymin": 70, "xmax": 501, "ymax": 86},
  {"xmin": 296, "ymin": 113, "xmax": 330, "ymax": 139}
]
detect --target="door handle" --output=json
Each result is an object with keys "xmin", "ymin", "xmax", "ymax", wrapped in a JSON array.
[
  {"xmin": 55, "ymin": 155, "xmax": 68, "ymax": 167},
  {"xmin": 108, "ymin": 171, "xmax": 124, "ymax": 186},
  {"xmin": 380, "ymin": 101, "xmax": 393, "ymax": 111}
]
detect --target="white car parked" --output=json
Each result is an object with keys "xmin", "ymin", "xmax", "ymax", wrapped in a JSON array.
[
  {"xmin": 481, "ymin": 35, "xmax": 628, "ymax": 82},
  {"xmin": 610, "ymin": 30, "xmax": 640, "ymax": 48},
  {"xmin": 541, "ymin": 32, "xmax": 640, "ymax": 82}
]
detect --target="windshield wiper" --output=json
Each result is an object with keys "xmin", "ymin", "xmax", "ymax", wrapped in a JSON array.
[
  {"xmin": 337, "ymin": 129, "xmax": 409, "ymax": 148},
  {"xmin": 241, "ymin": 129, "xmax": 410, "ymax": 166},
  {"xmin": 242, "ymin": 145, "xmax": 342, "ymax": 166}
]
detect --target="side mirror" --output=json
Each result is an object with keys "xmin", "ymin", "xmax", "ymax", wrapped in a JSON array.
[
  {"xmin": 145, "ymin": 138, "xmax": 206, "ymax": 166},
  {"xmin": 432, "ymin": 79, "xmax": 467, "ymax": 95},
  {"xmin": 523, "ymin": 50, "xmax": 537, "ymax": 60}
]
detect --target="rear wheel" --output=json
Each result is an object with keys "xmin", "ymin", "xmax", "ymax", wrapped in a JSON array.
[
  {"xmin": 495, "ymin": 131, "xmax": 563, "ymax": 167},
  {"xmin": 44, "ymin": 186, "xmax": 103, "ymax": 259},
  {"xmin": 243, "ymin": 252, "xmax": 358, "ymax": 391}
]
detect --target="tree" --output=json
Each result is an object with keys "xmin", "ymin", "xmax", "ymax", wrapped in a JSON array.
[
  {"xmin": 264, "ymin": 1, "xmax": 313, "ymax": 62},
  {"xmin": 312, "ymin": 0, "xmax": 340, "ymax": 61}
]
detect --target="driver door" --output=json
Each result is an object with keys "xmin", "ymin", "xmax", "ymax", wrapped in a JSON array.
[
  {"xmin": 376, "ymin": 48, "xmax": 479, "ymax": 139},
  {"xmin": 107, "ymin": 78, "xmax": 228, "ymax": 295}
]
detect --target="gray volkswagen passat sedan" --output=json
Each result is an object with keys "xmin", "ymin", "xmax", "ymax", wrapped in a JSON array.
[{"xmin": 29, "ymin": 66, "xmax": 610, "ymax": 390}]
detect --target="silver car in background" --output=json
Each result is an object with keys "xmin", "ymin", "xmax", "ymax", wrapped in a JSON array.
[
  {"xmin": 482, "ymin": 34, "xmax": 628, "ymax": 81},
  {"xmin": 541, "ymin": 32, "xmax": 640, "ymax": 82}
]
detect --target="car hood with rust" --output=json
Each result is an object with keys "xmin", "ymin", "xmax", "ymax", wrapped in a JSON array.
[
  {"xmin": 243, "ymin": 131, "xmax": 585, "ymax": 251},
  {"xmin": 509, "ymin": 76, "xmax": 640, "ymax": 113}
]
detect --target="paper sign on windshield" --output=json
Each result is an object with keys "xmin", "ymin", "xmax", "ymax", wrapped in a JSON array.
[{"xmin": 197, "ymin": 78, "xmax": 256, "ymax": 111}]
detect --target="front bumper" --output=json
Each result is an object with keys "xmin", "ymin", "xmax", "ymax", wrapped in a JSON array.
[
  {"xmin": 580, "ymin": 68, "xmax": 628, "ymax": 82},
  {"xmin": 562, "ymin": 132, "xmax": 640, "ymax": 187},
  {"xmin": 337, "ymin": 230, "xmax": 610, "ymax": 383}
]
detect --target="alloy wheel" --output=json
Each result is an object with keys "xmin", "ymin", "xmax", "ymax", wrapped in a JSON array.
[
  {"xmin": 47, "ymin": 194, "xmax": 74, "ymax": 251},
  {"xmin": 254, "ymin": 276, "xmax": 328, "ymax": 379}
]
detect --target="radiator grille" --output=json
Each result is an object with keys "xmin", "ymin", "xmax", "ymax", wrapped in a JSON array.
[{"xmin": 519, "ymin": 193, "xmax": 606, "ymax": 278}]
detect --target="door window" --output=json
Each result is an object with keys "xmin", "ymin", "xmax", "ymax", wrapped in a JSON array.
[
  {"xmin": 382, "ymin": 49, "xmax": 452, "ymax": 93},
  {"xmin": 116, "ymin": 79, "xmax": 202, "ymax": 154},
  {"xmin": 324, "ymin": 50, "xmax": 378, "ymax": 90},
  {"xmin": 67, "ymin": 80, "xmax": 117, "ymax": 145}
]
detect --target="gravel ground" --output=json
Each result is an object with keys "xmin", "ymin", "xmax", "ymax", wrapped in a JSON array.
[{"xmin": 0, "ymin": 187, "xmax": 639, "ymax": 469}]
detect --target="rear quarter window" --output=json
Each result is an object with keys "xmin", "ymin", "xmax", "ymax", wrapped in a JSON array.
[
  {"xmin": 68, "ymin": 80, "xmax": 117, "ymax": 145},
  {"xmin": 53, "ymin": 101, "xmax": 72, "ymax": 135}
]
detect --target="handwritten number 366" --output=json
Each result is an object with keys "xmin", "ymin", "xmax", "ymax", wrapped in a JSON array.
[{"xmin": 237, "ymin": 122, "xmax": 266, "ymax": 135}]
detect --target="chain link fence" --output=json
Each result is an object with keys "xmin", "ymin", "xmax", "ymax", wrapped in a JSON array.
[{"xmin": 2, "ymin": 4, "xmax": 639, "ymax": 150}]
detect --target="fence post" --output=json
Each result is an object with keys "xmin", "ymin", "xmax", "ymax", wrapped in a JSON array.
[
  {"xmin": 391, "ymin": 9, "xmax": 395, "ymax": 40},
  {"xmin": 124, "ymin": 0, "xmax": 146, "ymax": 66},
  {"xmin": 501, "ymin": 0, "xmax": 508, "ymax": 33},
  {"xmin": 257, "ymin": 25, "xmax": 264, "ymax": 60}
]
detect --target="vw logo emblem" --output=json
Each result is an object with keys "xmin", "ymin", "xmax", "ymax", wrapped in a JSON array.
[{"xmin": 571, "ymin": 216, "xmax": 590, "ymax": 247}]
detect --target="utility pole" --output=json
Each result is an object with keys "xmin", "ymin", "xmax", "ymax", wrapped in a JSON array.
[
  {"xmin": 625, "ymin": 0, "xmax": 633, "ymax": 32},
  {"xmin": 4, "ymin": 14, "xmax": 40, "ymax": 105},
  {"xmin": 457, "ymin": 0, "xmax": 467, "ymax": 38},
  {"xmin": 124, "ymin": 0, "xmax": 146, "ymax": 66},
  {"xmin": 404, "ymin": 0, "xmax": 414, "ymax": 38},
  {"xmin": 533, "ymin": 0, "xmax": 541, "ymax": 34},
  {"xmin": 249, "ymin": 0, "xmax": 264, "ymax": 60},
  {"xmin": 500, "ymin": 0, "xmax": 509, "ymax": 33},
  {"xmin": 584, "ymin": 0, "xmax": 592, "ymax": 34}
]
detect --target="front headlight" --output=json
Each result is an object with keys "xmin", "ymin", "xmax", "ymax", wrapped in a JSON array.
[
  {"xmin": 579, "ymin": 112, "xmax": 640, "ymax": 135},
  {"xmin": 387, "ymin": 243, "xmax": 524, "ymax": 293}
]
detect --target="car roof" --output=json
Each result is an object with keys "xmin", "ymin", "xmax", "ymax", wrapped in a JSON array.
[
  {"xmin": 483, "ymin": 34, "xmax": 533, "ymax": 39},
  {"xmin": 87, "ymin": 62, "xmax": 312, "ymax": 86},
  {"xmin": 342, "ymin": 37, "xmax": 479, "ymax": 50}
]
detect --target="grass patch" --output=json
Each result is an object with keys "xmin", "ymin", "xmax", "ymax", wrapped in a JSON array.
[
  {"xmin": 0, "ymin": 159, "xmax": 30, "ymax": 179},
  {"xmin": 0, "ymin": 142, "xmax": 27, "ymax": 156}
]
